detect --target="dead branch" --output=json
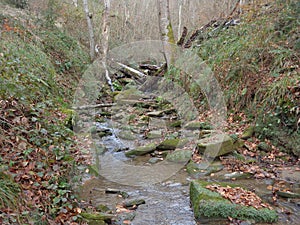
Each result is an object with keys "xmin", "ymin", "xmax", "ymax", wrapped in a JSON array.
[
  {"xmin": 72, "ymin": 103, "xmax": 115, "ymax": 110},
  {"xmin": 117, "ymin": 62, "xmax": 146, "ymax": 79},
  {"xmin": 177, "ymin": 26, "xmax": 188, "ymax": 47}
]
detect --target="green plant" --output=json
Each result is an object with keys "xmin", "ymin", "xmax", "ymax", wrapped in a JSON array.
[{"xmin": 0, "ymin": 172, "xmax": 20, "ymax": 209}]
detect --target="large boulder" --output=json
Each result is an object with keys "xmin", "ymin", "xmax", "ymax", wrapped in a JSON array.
[
  {"xmin": 190, "ymin": 180, "xmax": 278, "ymax": 223},
  {"xmin": 197, "ymin": 134, "xmax": 244, "ymax": 157}
]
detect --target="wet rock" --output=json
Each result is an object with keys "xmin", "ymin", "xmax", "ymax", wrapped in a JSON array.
[
  {"xmin": 190, "ymin": 180, "xmax": 278, "ymax": 223},
  {"xmin": 277, "ymin": 191, "xmax": 300, "ymax": 198},
  {"xmin": 148, "ymin": 157, "xmax": 162, "ymax": 164},
  {"xmin": 223, "ymin": 171, "xmax": 252, "ymax": 180},
  {"xmin": 186, "ymin": 161, "xmax": 224, "ymax": 176},
  {"xmin": 123, "ymin": 199, "xmax": 145, "ymax": 208},
  {"xmin": 157, "ymin": 138, "xmax": 188, "ymax": 150},
  {"xmin": 80, "ymin": 212, "xmax": 114, "ymax": 221},
  {"xmin": 197, "ymin": 134, "xmax": 243, "ymax": 157},
  {"xmin": 105, "ymin": 188, "xmax": 129, "ymax": 198},
  {"xmin": 168, "ymin": 120, "xmax": 182, "ymax": 128},
  {"xmin": 242, "ymin": 126, "xmax": 255, "ymax": 139},
  {"xmin": 166, "ymin": 150, "xmax": 192, "ymax": 163},
  {"xmin": 184, "ymin": 121, "xmax": 212, "ymax": 130},
  {"xmin": 125, "ymin": 143, "xmax": 157, "ymax": 157},
  {"xmin": 90, "ymin": 125, "xmax": 112, "ymax": 138},
  {"xmin": 116, "ymin": 212, "xmax": 136, "ymax": 224},
  {"xmin": 146, "ymin": 130, "xmax": 163, "ymax": 139},
  {"xmin": 117, "ymin": 131, "xmax": 136, "ymax": 140}
]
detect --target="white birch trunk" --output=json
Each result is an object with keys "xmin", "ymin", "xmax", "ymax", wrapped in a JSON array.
[{"xmin": 177, "ymin": 0, "xmax": 183, "ymax": 41}]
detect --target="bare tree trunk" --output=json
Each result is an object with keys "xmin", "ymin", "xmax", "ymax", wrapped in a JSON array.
[
  {"xmin": 83, "ymin": 0, "xmax": 95, "ymax": 60},
  {"xmin": 177, "ymin": 0, "xmax": 183, "ymax": 41},
  {"xmin": 101, "ymin": 0, "xmax": 114, "ymax": 91},
  {"xmin": 157, "ymin": 0, "xmax": 175, "ymax": 44},
  {"xmin": 157, "ymin": 0, "xmax": 175, "ymax": 67}
]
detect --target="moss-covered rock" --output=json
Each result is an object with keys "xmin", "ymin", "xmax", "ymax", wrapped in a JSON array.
[
  {"xmin": 157, "ymin": 138, "xmax": 188, "ymax": 150},
  {"xmin": 241, "ymin": 126, "xmax": 255, "ymax": 139},
  {"xmin": 166, "ymin": 150, "xmax": 192, "ymax": 163},
  {"xmin": 184, "ymin": 121, "xmax": 212, "ymax": 130},
  {"xmin": 125, "ymin": 143, "xmax": 157, "ymax": 157},
  {"xmin": 146, "ymin": 130, "xmax": 163, "ymax": 139},
  {"xmin": 190, "ymin": 180, "xmax": 278, "ymax": 223},
  {"xmin": 186, "ymin": 161, "xmax": 224, "ymax": 176},
  {"xmin": 80, "ymin": 212, "xmax": 114, "ymax": 220},
  {"xmin": 197, "ymin": 134, "xmax": 243, "ymax": 157}
]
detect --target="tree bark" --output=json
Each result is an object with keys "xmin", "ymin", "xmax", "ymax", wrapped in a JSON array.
[
  {"xmin": 157, "ymin": 0, "xmax": 175, "ymax": 44},
  {"xmin": 101, "ymin": 0, "xmax": 114, "ymax": 91},
  {"xmin": 177, "ymin": 0, "xmax": 183, "ymax": 41},
  {"xmin": 83, "ymin": 0, "xmax": 95, "ymax": 60},
  {"xmin": 157, "ymin": 0, "xmax": 175, "ymax": 67}
]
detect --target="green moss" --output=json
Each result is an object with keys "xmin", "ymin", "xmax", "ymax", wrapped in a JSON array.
[{"xmin": 190, "ymin": 180, "xmax": 278, "ymax": 223}]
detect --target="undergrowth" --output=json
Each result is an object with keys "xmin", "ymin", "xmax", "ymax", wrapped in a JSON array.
[
  {"xmin": 197, "ymin": 0, "xmax": 299, "ymax": 154},
  {"xmin": 0, "ymin": 5, "xmax": 89, "ymax": 224}
]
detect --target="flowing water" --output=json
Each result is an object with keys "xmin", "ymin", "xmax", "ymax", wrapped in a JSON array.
[{"xmin": 78, "ymin": 113, "xmax": 300, "ymax": 225}]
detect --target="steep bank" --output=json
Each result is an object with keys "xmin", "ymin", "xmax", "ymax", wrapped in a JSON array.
[{"xmin": 0, "ymin": 2, "xmax": 90, "ymax": 224}]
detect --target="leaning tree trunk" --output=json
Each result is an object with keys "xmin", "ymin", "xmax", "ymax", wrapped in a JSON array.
[
  {"xmin": 83, "ymin": 0, "xmax": 95, "ymax": 60},
  {"xmin": 101, "ymin": 0, "xmax": 114, "ymax": 91}
]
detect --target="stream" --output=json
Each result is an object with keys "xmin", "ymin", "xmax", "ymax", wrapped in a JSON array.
[{"xmin": 78, "ymin": 114, "xmax": 300, "ymax": 225}]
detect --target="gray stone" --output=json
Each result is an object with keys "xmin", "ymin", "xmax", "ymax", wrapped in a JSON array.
[
  {"xmin": 125, "ymin": 143, "xmax": 157, "ymax": 157},
  {"xmin": 184, "ymin": 121, "xmax": 212, "ymax": 130},
  {"xmin": 146, "ymin": 130, "xmax": 163, "ymax": 139},
  {"xmin": 166, "ymin": 150, "xmax": 192, "ymax": 163},
  {"xmin": 148, "ymin": 157, "xmax": 162, "ymax": 164},
  {"xmin": 197, "ymin": 134, "xmax": 242, "ymax": 157}
]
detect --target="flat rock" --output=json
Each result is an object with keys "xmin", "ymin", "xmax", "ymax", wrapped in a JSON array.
[
  {"xmin": 186, "ymin": 161, "xmax": 224, "ymax": 176},
  {"xmin": 166, "ymin": 150, "xmax": 192, "ymax": 163},
  {"xmin": 125, "ymin": 143, "xmax": 157, "ymax": 157},
  {"xmin": 184, "ymin": 121, "xmax": 212, "ymax": 130}
]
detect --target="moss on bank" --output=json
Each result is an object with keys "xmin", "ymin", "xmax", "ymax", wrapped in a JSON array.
[
  {"xmin": 190, "ymin": 180, "xmax": 278, "ymax": 223},
  {"xmin": 0, "ymin": 4, "xmax": 89, "ymax": 224}
]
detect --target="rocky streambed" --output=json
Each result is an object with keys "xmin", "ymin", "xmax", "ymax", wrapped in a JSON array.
[{"xmin": 75, "ymin": 84, "xmax": 300, "ymax": 225}]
